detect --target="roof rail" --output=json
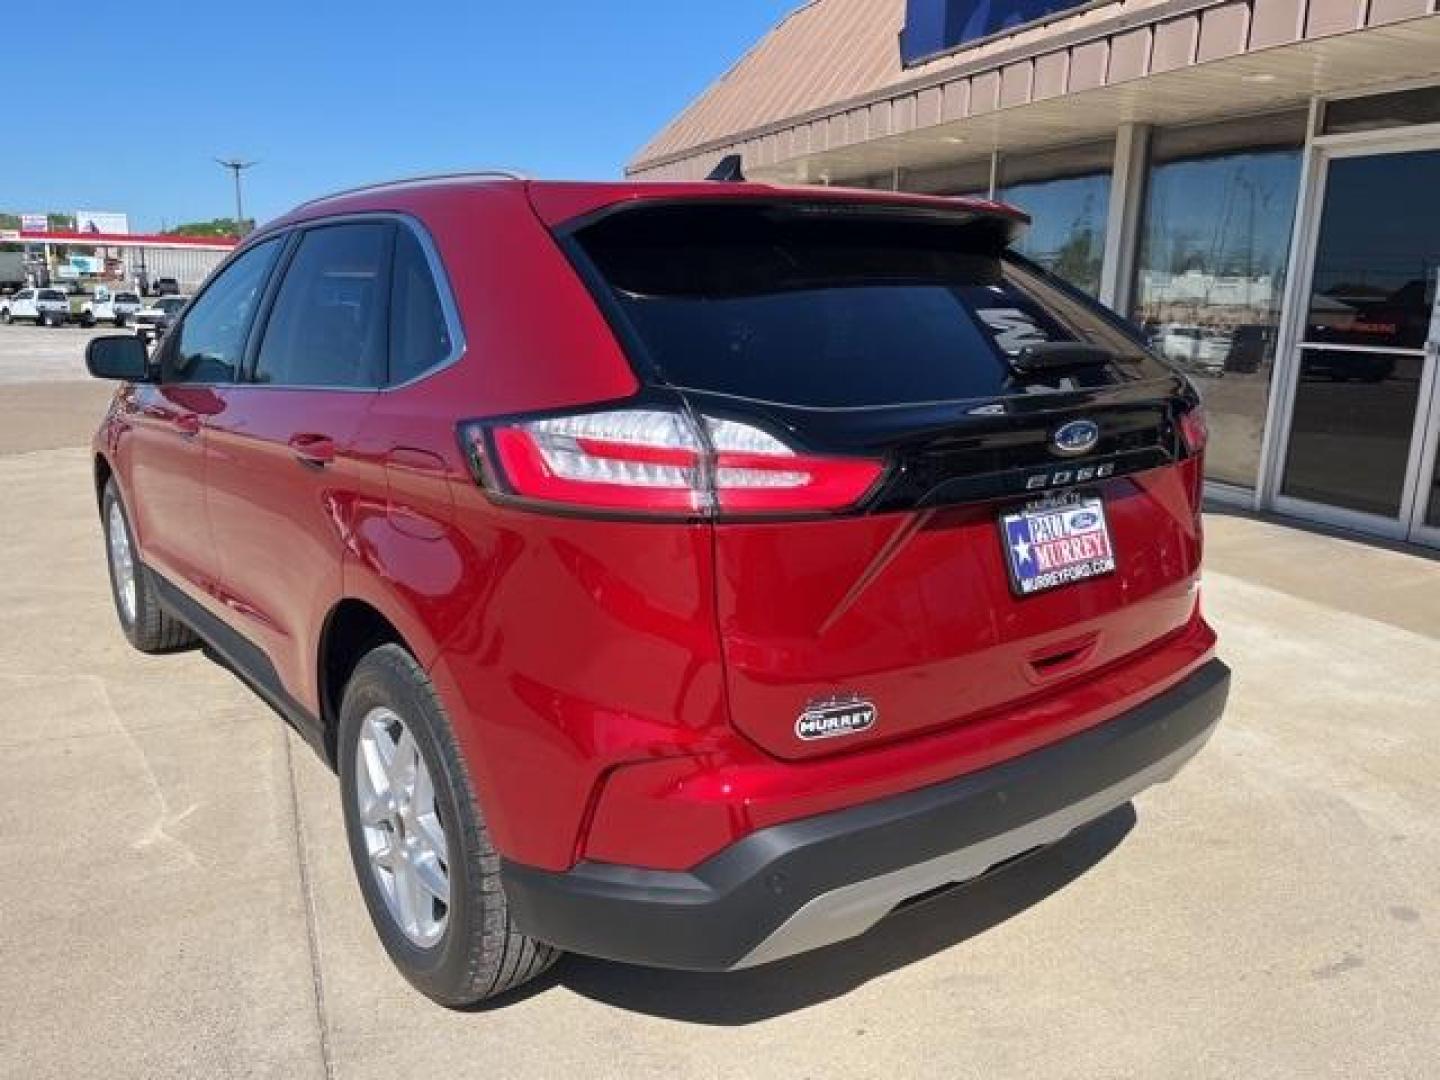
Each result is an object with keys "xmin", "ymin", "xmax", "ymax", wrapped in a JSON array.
[{"xmin": 295, "ymin": 170, "xmax": 529, "ymax": 210}]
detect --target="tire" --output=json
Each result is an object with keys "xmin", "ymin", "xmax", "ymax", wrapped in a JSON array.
[
  {"xmin": 101, "ymin": 480, "xmax": 198, "ymax": 653},
  {"xmin": 0, "ymin": 309, "xmax": 11, "ymax": 324},
  {"xmin": 114, "ymin": 315, "xmax": 127, "ymax": 329},
  {"xmin": 338, "ymin": 644, "xmax": 559, "ymax": 1006}
]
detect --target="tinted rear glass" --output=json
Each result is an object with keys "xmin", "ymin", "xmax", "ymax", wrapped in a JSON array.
[
  {"xmin": 38, "ymin": 289, "xmax": 64, "ymax": 301},
  {"xmin": 573, "ymin": 204, "xmax": 1161, "ymax": 407}
]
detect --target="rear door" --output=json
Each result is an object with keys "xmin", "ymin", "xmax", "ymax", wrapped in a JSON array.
[
  {"xmin": 569, "ymin": 201, "xmax": 1205, "ymax": 759},
  {"xmin": 205, "ymin": 220, "xmax": 392, "ymax": 706}
]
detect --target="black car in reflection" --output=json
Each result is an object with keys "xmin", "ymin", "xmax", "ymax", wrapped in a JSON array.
[
  {"xmin": 1300, "ymin": 348, "xmax": 1397, "ymax": 383},
  {"xmin": 1223, "ymin": 324, "xmax": 1272, "ymax": 375}
]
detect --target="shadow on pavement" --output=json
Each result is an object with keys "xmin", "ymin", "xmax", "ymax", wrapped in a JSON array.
[{"xmin": 506, "ymin": 802, "xmax": 1136, "ymax": 1025}]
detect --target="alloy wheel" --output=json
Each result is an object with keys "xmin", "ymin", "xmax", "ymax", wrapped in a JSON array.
[
  {"xmin": 354, "ymin": 706, "xmax": 451, "ymax": 948},
  {"xmin": 106, "ymin": 500, "xmax": 137, "ymax": 625}
]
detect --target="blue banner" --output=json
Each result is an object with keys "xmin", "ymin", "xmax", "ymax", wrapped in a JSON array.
[{"xmin": 900, "ymin": 0, "xmax": 1090, "ymax": 66}]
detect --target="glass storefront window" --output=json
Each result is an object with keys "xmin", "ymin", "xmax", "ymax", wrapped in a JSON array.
[
  {"xmin": 998, "ymin": 141, "xmax": 1113, "ymax": 297},
  {"xmin": 999, "ymin": 172, "xmax": 1110, "ymax": 296},
  {"xmin": 1133, "ymin": 138, "xmax": 1303, "ymax": 489}
]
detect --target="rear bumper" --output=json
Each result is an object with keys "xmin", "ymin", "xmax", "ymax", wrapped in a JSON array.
[{"xmin": 502, "ymin": 658, "xmax": 1228, "ymax": 970}]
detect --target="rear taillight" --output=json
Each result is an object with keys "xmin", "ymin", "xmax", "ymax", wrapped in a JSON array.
[
  {"xmin": 1178, "ymin": 404, "xmax": 1209, "ymax": 457},
  {"xmin": 465, "ymin": 409, "xmax": 884, "ymax": 517},
  {"xmin": 1177, "ymin": 403, "xmax": 1207, "ymax": 531}
]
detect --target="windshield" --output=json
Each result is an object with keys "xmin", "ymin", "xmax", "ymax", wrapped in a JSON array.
[
  {"xmin": 157, "ymin": 298, "xmax": 187, "ymax": 314},
  {"xmin": 116, "ymin": 293, "xmax": 139, "ymax": 303},
  {"xmin": 572, "ymin": 204, "xmax": 1164, "ymax": 408},
  {"xmin": 38, "ymin": 289, "xmax": 65, "ymax": 302}
]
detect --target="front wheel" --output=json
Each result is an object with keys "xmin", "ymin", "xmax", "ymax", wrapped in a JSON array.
[
  {"xmin": 101, "ymin": 481, "xmax": 197, "ymax": 653},
  {"xmin": 338, "ymin": 644, "xmax": 559, "ymax": 1006},
  {"xmin": 0, "ymin": 309, "xmax": 11, "ymax": 324}
]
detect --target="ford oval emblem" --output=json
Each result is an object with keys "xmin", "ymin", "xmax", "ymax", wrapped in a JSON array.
[
  {"xmin": 1070, "ymin": 510, "xmax": 1099, "ymax": 529},
  {"xmin": 1051, "ymin": 420, "xmax": 1100, "ymax": 458}
]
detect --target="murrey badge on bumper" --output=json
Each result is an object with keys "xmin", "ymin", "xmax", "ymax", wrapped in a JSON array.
[{"xmin": 796, "ymin": 696, "xmax": 878, "ymax": 741}]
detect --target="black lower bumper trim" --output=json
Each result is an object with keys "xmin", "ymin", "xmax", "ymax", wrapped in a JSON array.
[{"xmin": 502, "ymin": 659, "xmax": 1229, "ymax": 970}]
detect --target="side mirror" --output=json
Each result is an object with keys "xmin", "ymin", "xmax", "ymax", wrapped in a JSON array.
[{"xmin": 86, "ymin": 335, "xmax": 153, "ymax": 382}]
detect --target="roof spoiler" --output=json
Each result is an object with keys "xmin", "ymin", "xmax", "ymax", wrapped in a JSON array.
[{"xmin": 706, "ymin": 154, "xmax": 746, "ymax": 183}]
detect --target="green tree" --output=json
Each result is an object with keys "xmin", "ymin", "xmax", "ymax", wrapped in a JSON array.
[{"xmin": 165, "ymin": 217, "xmax": 252, "ymax": 237}]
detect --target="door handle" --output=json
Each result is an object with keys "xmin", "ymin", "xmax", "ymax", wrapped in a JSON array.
[
  {"xmin": 289, "ymin": 433, "xmax": 336, "ymax": 467},
  {"xmin": 174, "ymin": 413, "xmax": 201, "ymax": 437}
]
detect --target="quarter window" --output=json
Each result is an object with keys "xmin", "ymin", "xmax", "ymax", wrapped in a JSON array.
[
  {"xmin": 254, "ymin": 223, "xmax": 391, "ymax": 387},
  {"xmin": 388, "ymin": 227, "xmax": 453, "ymax": 384},
  {"xmin": 172, "ymin": 239, "xmax": 282, "ymax": 384}
]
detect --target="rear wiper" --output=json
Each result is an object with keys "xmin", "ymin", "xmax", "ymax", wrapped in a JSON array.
[{"xmin": 1009, "ymin": 342, "xmax": 1114, "ymax": 375}]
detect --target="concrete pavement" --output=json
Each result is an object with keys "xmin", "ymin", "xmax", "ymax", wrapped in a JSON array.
[{"xmin": 2, "ymin": 336, "xmax": 1437, "ymax": 1078}]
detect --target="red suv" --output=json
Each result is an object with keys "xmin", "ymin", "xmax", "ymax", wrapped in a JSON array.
[{"xmin": 87, "ymin": 175, "xmax": 1228, "ymax": 1006}]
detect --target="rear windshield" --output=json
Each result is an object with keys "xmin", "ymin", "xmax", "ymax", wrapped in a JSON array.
[
  {"xmin": 116, "ymin": 292, "xmax": 139, "ymax": 303},
  {"xmin": 572, "ymin": 204, "xmax": 1163, "ymax": 407},
  {"xmin": 38, "ymin": 289, "xmax": 65, "ymax": 302}
]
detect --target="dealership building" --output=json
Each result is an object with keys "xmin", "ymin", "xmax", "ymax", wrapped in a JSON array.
[{"xmin": 630, "ymin": 0, "xmax": 1440, "ymax": 548}]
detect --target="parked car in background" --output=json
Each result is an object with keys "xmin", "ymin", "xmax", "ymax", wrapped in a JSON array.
[
  {"xmin": 86, "ymin": 175, "xmax": 1228, "ymax": 1007},
  {"xmin": 1, "ymin": 287, "xmax": 70, "ymax": 326},
  {"xmin": 132, "ymin": 295, "xmax": 189, "ymax": 343},
  {"xmin": 1154, "ymin": 323, "xmax": 1231, "ymax": 377},
  {"xmin": 79, "ymin": 289, "xmax": 144, "ymax": 328},
  {"xmin": 151, "ymin": 277, "xmax": 181, "ymax": 297},
  {"xmin": 1223, "ymin": 323, "xmax": 1272, "ymax": 375}
]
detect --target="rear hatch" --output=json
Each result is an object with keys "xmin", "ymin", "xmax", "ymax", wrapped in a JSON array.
[{"xmin": 564, "ymin": 197, "xmax": 1206, "ymax": 760}]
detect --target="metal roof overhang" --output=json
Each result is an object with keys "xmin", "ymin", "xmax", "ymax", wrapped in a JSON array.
[
  {"xmin": 768, "ymin": 17, "xmax": 1440, "ymax": 184},
  {"xmin": 632, "ymin": 9, "xmax": 1440, "ymax": 184}
]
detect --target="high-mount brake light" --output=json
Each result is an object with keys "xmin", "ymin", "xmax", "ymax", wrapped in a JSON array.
[{"xmin": 466, "ymin": 409, "xmax": 884, "ymax": 517}]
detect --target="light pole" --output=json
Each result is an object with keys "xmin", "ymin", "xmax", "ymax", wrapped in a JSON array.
[{"xmin": 215, "ymin": 158, "xmax": 258, "ymax": 235}]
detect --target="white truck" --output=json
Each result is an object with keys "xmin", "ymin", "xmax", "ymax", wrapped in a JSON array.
[
  {"xmin": 0, "ymin": 287, "xmax": 70, "ymax": 327},
  {"xmin": 77, "ymin": 287, "xmax": 143, "ymax": 328}
]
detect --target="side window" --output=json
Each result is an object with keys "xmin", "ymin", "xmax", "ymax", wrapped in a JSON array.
[
  {"xmin": 172, "ymin": 239, "xmax": 281, "ymax": 384},
  {"xmin": 16, "ymin": 290, "xmax": 33, "ymax": 301},
  {"xmin": 253, "ymin": 223, "xmax": 391, "ymax": 387},
  {"xmin": 388, "ymin": 227, "xmax": 454, "ymax": 384}
]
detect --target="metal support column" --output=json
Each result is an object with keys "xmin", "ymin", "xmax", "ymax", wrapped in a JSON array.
[{"xmin": 1099, "ymin": 123, "xmax": 1151, "ymax": 314}]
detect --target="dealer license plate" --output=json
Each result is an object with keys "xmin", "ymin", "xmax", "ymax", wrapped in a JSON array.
[{"xmin": 1000, "ymin": 495, "xmax": 1116, "ymax": 596}]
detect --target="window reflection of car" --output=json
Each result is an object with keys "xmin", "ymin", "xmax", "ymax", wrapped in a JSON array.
[
  {"xmin": 1301, "ymin": 350, "xmax": 1396, "ymax": 383},
  {"xmin": 1223, "ymin": 324, "xmax": 1271, "ymax": 375},
  {"xmin": 1154, "ymin": 323, "xmax": 1231, "ymax": 377},
  {"xmin": 133, "ymin": 296, "xmax": 190, "ymax": 344}
]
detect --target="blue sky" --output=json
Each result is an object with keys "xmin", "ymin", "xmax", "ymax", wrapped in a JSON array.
[{"xmin": 3, "ymin": 1, "xmax": 795, "ymax": 232}]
